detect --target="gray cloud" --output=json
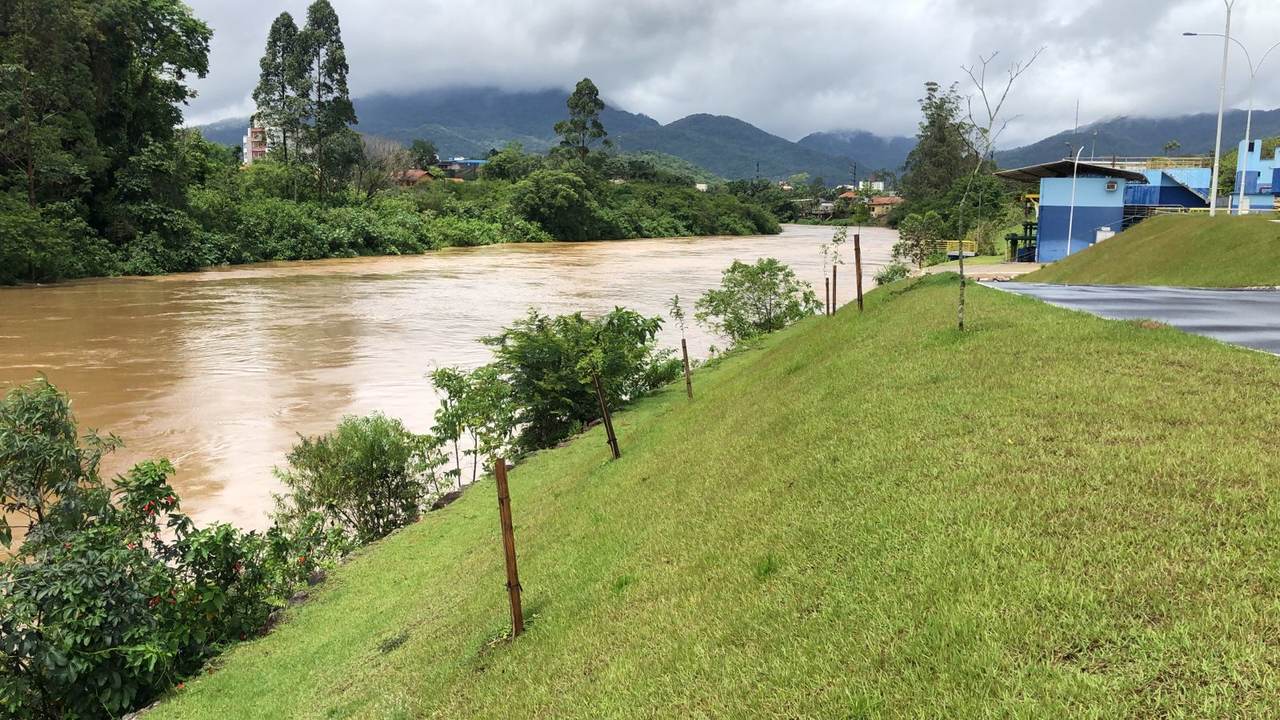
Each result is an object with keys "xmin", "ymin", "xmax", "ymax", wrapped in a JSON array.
[{"xmin": 183, "ymin": 0, "xmax": 1280, "ymax": 147}]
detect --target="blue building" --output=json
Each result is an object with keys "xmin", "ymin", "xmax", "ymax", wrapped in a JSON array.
[
  {"xmin": 1229, "ymin": 139, "xmax": 1280, "ymax": 212},
  {"xmin": 996, "ymin": 161, "xmax": 1151, "ymax": 262},
  {"xmin": 1127, "ymin": 167, "xmax": 1212, "ymax": 207}
]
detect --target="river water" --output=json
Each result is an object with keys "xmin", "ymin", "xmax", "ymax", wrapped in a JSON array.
[{"xmin": 0, "ymin": 224, "xmax": 896, "ymax": 529}]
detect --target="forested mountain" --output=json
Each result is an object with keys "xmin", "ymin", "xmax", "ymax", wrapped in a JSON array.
[
  {"xmin": 198, "ymin": 87, "xmax": 909, "ymax": 180},
  {"xmin": 200, "ymin": 85, "xmax": 1280, "ymax": 179},
  {"xmin": 796, "ymin": 130, "xmax": 916, "ymax": 174},
  {"xmin": 199, "ymin": 87, "xmax": 661, "ymax": 157},
  {"xmin": 996, "ymin": 108, "xmax": 1280, "ymax": 167},
  {"xmin": 614, "ymin": 114, "xmax": 866, "ymax": 181}
]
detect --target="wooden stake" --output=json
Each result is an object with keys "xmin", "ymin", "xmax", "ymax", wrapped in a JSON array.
[
  {"xmin": 592, "ymin": 372, "xmax": 621, "ymax": 459},
  {"xmin": 824, "ymin": 277, "xmax": 831, "ymax": 316},
  {"xmin": 854, "ymin": 233, "xmax": 864, "ymax": 312},
  {"xmin": 681, "ymin": 338, "xmax": 693, "ymax": 400},
  {"xmin": 494, "ymin": 458, "xmax": 524, "ymax": 637},
  {"xmin": 832, "ymin": 265, "xmax": 838, "ymax": 314}
]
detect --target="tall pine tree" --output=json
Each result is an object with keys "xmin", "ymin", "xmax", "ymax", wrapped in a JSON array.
[
  {"xmin": 252, "ymin": 12, "xmax": 302, "ymax": 161},
  {"xmin": 554, "ymin": 78, "xmax": 609, "ymax": 160},
  {"xmin": 296, "ymin": 0, "xmax": 357, "ymax": 195},
  {"xmin": 900, "ymin": 82, "xmax": 973, "ymax": 206}
]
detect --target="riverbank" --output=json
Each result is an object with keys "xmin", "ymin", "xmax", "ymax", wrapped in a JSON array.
[
  {"xmin": 1019, "ymin": 214, "xmax": 1280, "ymax": 287},
  {"xmin": 0, "ymin": 225, "xmax": 897, "ymax": 530},
  {"xmin": 156, "ymin": 273, "xmax": 1280, "ymax": 718}
]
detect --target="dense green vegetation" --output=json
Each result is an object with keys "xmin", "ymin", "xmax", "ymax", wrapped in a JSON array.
[
  {"xmin": 1020, "ymin": 214, "xmax": 1280, "ymax": 287},
  {"xmin": 150, "ymin": 273, "xmax": 1280, "ymax": 718},
  {"xmin": 889, "ymin": 81, "xmax": 1021, "ymax": 260},
  {"xmin": 0, "ymin": 381, "xmax": 320, "ymax": 718},
  {"xmin": 0, "ymin": 2, "xmax": 779, "ymax": 285}
]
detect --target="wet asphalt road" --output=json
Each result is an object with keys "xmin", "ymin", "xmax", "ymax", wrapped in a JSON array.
[{"xmin": 982, "ymin": 282, "xmax": 1280, "ymax": 355}]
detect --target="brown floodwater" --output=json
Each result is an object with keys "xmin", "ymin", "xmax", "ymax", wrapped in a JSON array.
[{"xmin": 0, "ymin": 224, "xmax": 897, "ymax": 530}]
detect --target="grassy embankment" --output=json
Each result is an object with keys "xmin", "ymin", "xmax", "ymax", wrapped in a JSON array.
[
  {"xmin": 158, "ymin": 273, "xmax": 1280, "ymax": 718},
  {"xmin": 1021, "ymin": 214, "xmax": 1280, "ymax": 287}
]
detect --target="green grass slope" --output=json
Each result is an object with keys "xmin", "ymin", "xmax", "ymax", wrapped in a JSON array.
[
  {"xmin": 157, "ymin": 274, "xmax": 1280, "ymax": 718},
  {"xmin": 1020, "ymin": 214, "xmax": 1280, "ymax": 287}
]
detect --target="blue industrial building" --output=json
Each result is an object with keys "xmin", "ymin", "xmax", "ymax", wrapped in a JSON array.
[
  {"xmin": 1229, "ymin": 139, "xmax": 1280, "ymax": 212},
  {"xmin": 996, "ymin": 161, "xmax": 1152, "ymax": 262},
  {"xmin": 997, "ymin": 143, "xmax": 1280, "ymax": 262}
]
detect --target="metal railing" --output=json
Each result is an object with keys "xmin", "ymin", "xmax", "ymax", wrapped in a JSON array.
[
  {"xmin": 945, "ymin": 240, "xmax": 978, "ymax": 256},
  {"xmin": 1064, "ymin": 156, "xmax": 1213, "ymax": 170}
]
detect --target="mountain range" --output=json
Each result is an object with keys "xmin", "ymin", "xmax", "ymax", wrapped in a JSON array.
[
  {"xmin": 994, "ymin": 109, "xmax": 1280, "ymax": 168},
  {"xmin": 197, "ymin": 87, "xmax": 911, "ymax": 181},
  {"xmin": 197, "ymin": 86, "xmax": 1278, "ymax": 181}
]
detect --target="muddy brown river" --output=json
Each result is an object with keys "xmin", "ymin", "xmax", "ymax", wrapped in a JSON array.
[{"xmin": 0, "ymin": 224, "xmax": 896, "ymax": 529}]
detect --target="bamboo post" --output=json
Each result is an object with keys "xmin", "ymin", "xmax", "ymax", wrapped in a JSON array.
[
  {"xmin": 832, "ymin": 265, "xmax": 838, "ymax": 314},
  {"xmin": 681, "ymin": 338, "xmax": 693, "ymax": 400},
  {"xmin": 494, "ymin": 458, "xmax": 524, "ymax": 637},
  {"xmin": 591, "ymin": 372, "xmax": 621, "ymax": 459},
  {"xmin": 854, "ymin": 233, "xmax": 864, "ymax": 312},
  {"xmin": 824, "ymin": 277, "xmax": 831, "ymax": 316}
]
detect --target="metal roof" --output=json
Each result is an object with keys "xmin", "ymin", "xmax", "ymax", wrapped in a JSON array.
[{"xmin": 994, "ymin": 160, "xmax": 1148, "ymax": 184}]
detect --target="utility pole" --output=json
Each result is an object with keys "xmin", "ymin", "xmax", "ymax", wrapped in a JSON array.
[{"xmin": 1208, "ymin": 1, "xmax": 1236, "ymax": 217}]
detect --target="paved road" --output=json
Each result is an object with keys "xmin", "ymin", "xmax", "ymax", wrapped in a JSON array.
[{"xmin": 983, "ymin": 282, "xmax": 1280, "ymax": 355}]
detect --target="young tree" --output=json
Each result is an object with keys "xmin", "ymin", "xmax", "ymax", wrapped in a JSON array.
[
  {"xmin": 409, "ymin": 138, "xmax": 439, "ymax": 169},
  {"xmin": 252, "ymin": 12, "xmax": 302, "ymax": 162},
  {"xmin": 430, "ymin": 367, "xmax": 469, "ymax": 489},
  {"xmin": 894, "ymin": 211, "xmax": 945, "ymax": 268},
  {"xmin": 695, "ymin": 258, "xmax": 821, "ymax": 344},
  {"xmin": 954, "ymin": 48, "xmax": 1042, "ymax": 330},
  {"xmin": 554, "ymin": 77, "xmax": 610, "ymax": 159},
  {"xmin": 296, "ymin": 0, "xmax": 358, "ymax": 195},
  {"xmin": 669, "ymin": 295, "xmax": 694, "ymax": 399}
]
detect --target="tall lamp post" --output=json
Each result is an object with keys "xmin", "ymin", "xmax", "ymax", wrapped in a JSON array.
[
  {"xmin": 1066, "ymin": 146, "xmax": 1085, "ymax": 258},
  {"xmin": 1185, "ymin": 32, "xmax": 1280, "ymax": 215},
  {"xmin": 1198, "ymin": 1, "xmax": 1235, "ymax": 217}
]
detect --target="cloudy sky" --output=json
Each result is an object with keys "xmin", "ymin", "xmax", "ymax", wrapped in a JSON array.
[{"xmin": 183, "ymin": 0, "xmax": 1280, "ymax": 147}]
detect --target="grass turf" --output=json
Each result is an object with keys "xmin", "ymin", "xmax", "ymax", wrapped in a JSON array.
[
  {"xmin": 1019, "ymin": 214, "xmax": 1280, "ymax": 287},
  {"xmin": 155, "ymin": 273, "xmax": 1280, "ymax": 718}
]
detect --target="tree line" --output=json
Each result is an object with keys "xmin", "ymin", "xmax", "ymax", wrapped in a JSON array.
[{"xmin": 0, "ymin": 2, "xmax": 781, "ymax": 285}]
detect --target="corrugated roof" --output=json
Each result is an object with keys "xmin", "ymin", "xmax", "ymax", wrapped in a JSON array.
[{"xmin": 994, "ymin": 160, "xmax": 1148, "ymax": 184}]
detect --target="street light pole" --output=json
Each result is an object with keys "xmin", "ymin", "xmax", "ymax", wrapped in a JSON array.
[
  {"xmin": 1066, "ymin": 146, "xmax": 1085, "ymax": 259},
  {"xmin": 1185, "ymin": 31, "xmax": 1280, "ymax": 215},
  {"xmin": 1207, "ymin": 1, "xmax": 1234, "ymax": 217}
]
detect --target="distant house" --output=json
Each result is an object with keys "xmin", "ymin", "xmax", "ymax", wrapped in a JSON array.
[
  {"xmin": 868, "ymin": 195, "xmax": 904, "ymax": 218},
  {"xmin": 242, "ymin": 121, "xmax": 270, "ymax": 165},
  {"xmin": 436, "ymin": 157, "xmax": 487, "ymax": 180},
  {"xmin": 241, "ymin": 113, "xmax": 293, "ymax": 166},
  {"xmin": 392, "ymin": 169, "xmax": 431, "ymax": 186},
  {"xmin": 858, "ymin": 180, "xmax": 886, "ymax": 192},
  {"xmin": 838, "ymin": 190, "xmax": 858, "ymax": 200},
  {"xmin": 694, "ymin": 183, "xmax": 709, "ymax": 192}
]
